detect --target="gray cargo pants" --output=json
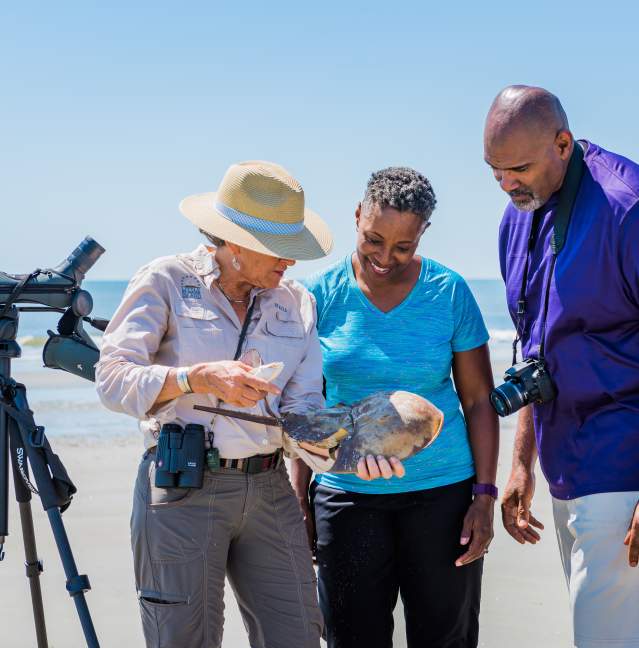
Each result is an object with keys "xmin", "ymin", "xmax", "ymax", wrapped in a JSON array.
[{"xmin": 131, "ymin": 453, "xmax": 323, "ymax": 648}]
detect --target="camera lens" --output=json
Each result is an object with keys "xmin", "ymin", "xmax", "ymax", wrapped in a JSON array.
[
  {"xmin": 489, "ymin": 390, "xmax": 510, "ymax": 417},
  {"xmin": 490, "ymin": 381, "xmax": 527, "ymax": 417}
]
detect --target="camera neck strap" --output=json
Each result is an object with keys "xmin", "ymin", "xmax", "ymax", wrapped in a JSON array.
[{"xmin": 512, "ymin": 142, "xmax": 585, "ymax": 365}]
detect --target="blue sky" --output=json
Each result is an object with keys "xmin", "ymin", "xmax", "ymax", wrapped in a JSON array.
[{"xmin": 2, "ymin": 2, "xmax": 638, "ymax": 280}]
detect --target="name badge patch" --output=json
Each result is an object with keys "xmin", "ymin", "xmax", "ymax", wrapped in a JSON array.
[
  {"xmin": 181, "ymin": 275, "xmax": 202, "ymax": 300},
  {"xmin": 182, "ymin": 285, "xmax": 202, "ymax": 299}
]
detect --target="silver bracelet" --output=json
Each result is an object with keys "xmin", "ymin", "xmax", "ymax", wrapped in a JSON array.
[{"xmin": 176, "ymin": 367, "xmax": 193, "ymax": 394}]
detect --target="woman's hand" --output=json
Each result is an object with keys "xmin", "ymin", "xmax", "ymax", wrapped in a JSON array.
[
  {"xmin": 356, "ymin": 455, "xmax": 405, "ymax": 480},
  {"xmin": 297, "ymin": 445, "xmax": 405, "ymax": 480},
  {"xmin": 189, "ymin": 361, "xmax": 280, "ymax": 407},
  {"xmin": 455, "ymin": 495, "xmax": 495, "ymax": 567}
]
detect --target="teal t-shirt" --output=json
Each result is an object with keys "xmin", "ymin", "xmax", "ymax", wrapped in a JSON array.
[{"xmin": 303, "ymin": 255, "xmax": 489, "ymax": 494}]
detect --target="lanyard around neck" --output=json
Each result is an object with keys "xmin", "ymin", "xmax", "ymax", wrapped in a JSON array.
[{"xmin": 511, "ymin": 142, "xmax": 585, "ymax": 365}]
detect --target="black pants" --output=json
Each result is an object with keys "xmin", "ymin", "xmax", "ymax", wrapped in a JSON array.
[{"xmin": 310, "ymin": 477, "xmax": 482, "ymax": 648}]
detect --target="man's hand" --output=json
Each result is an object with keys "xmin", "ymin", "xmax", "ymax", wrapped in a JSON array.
[
  {"xmin": 456, "ymin": 495, "xmax": 495, "ymax": 566},
  {"xmin": 356, "ymin": 455, "xmax": 405, "ymax": 480},
  {"xmin": 623, "ymin": 500, "xmax": 639, "ymax": 567},
  {"xmin": 501, "ymin": 467, "xmax": 544, "ymax": 544}
]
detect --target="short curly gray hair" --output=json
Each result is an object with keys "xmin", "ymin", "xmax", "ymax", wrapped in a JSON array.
[{"xmin": 363, "ymin": 167, "xmax": 436, "ymax": 222}]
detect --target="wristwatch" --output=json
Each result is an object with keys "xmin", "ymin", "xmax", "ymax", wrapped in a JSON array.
[{"xmin": 472, "ymin": 483, "xmax": 498, "ymax": 499}]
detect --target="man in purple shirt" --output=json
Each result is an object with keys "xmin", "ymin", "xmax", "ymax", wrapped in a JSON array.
[{"xmin": 484, "ymin": 85, "xmax": 639, "ymax": 648}]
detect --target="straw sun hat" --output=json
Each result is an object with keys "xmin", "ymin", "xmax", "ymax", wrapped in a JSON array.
[{"xmin": 180, "ymin": 161, "xmax": 333, "ymax": 261}]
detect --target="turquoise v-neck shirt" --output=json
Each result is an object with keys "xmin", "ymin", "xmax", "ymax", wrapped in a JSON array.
[{"xmin": 303, "ymin": 255, "xmax": 489, "ymax": 494}]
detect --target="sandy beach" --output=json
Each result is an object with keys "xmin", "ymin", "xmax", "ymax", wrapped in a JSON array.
[{"xmin": 0, "ymin": 352, "xmax": 572, "ymax": 647}]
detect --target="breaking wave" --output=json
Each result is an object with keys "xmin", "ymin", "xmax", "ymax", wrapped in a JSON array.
[{"xmin": 488, "ymin": 328, "xmax": 514, "ymax": 344}]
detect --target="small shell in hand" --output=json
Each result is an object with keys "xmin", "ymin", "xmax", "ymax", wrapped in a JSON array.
[{"xmin": 250, "ymin": 362, "xmax": 284, "ymax": 382}]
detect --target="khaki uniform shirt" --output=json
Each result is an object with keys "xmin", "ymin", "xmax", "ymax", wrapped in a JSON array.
[{"xmin": 95, "ymin": 245, "xmax": 332, "ymax": 471}]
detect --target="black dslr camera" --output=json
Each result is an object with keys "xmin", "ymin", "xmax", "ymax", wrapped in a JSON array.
[
  {"xmin": 489, "ymin": 358, "xmax": 557, "ymax": 417},
  {"xmin": 155, "ymin": 423, "xmax": 205, "ymax": 488}
]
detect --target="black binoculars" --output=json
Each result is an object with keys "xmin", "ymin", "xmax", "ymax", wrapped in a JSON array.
[{"xmin": 154, "ymin": 423, "xmax": 205, "ymax": 489}]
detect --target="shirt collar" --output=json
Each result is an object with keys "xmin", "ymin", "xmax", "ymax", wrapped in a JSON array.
[
  {"xmin": 189, "ymin": 244, "xmax": 221, "ymax": 280},
  {"xmin": 188, "ymin": 244, "xmax": 270, "ymax": 299},
  {"xmin": 539, "ymin": 140, "xmax": 590, "ymax": 215}
]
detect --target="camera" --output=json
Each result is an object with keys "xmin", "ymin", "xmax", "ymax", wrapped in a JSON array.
[
  {"xmin": 155, "ymin": 423, "xmax": 205, "ymax": 488},
  {"xmin": 489, "ymin": 358, "xmax": 557, "ymax": 417}
]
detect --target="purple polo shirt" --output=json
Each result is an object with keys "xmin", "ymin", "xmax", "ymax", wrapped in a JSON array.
[{"xmin": 499, "ymin": 141, "xmax": 639, "ymax": 500}]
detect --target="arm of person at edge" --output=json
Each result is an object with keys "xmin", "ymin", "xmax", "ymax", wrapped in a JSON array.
[
  {"xmin": 452, "ymin": 344, "xmax": 499, "ymax": 567},
  {"xmin": 620, "ymin": 206, "xmax": 639, "ymax": 568},
  {"xmin": 500, "ymin": 405, "xmax": 545, "ymax": 545}
]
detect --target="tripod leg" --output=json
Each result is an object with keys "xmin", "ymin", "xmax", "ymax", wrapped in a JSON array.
[
  {"xmin": 18, "ymin": 501, "xmax": 48, "ymax": 648},
  {"xmin": 47, "ymin": 509, "xmax": 100, "ymax": 648},
  {"xmin": 9, "ymin": 423, "xmax": 49, "ymax": 648},
  {"xmin": 1, "ymin": 404, "xmax": 9, "ymax": 558},
  {"xmin": 7, "ymin": 385, "xmax": 100, "ymax": 647}
]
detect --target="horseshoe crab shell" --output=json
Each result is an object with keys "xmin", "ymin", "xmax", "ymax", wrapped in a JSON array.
[{"xmin": 283, "ymin": 390, "xmax": 444, "ymax": 473}]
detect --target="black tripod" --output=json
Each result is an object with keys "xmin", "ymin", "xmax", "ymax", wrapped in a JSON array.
[{"xmin": 0, "ymin": 305, "xmax": 99, "ymax": 648}]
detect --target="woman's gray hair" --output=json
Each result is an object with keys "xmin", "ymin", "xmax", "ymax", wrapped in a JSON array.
[
  {"xmin": 363, "ymin": 167, "xmax": 437, "ymax": 222},
  {"xmin": 199, "ymin": 229, "xmax": 225, "ymax": 247}
]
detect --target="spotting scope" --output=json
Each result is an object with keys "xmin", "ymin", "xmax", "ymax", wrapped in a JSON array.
[{"xmin": 0, "ymin": 237, "xmax": 106, "ymax": 381}]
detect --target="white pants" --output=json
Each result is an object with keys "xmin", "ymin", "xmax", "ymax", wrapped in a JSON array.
[{"xmin": 553, "ymin": 491, "xmax": 639, "ymax": 648}]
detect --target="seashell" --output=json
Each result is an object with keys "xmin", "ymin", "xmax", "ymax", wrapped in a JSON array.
[{"xmin": 250, "ymin": 362, "xmax": 284, "ymax": 382}]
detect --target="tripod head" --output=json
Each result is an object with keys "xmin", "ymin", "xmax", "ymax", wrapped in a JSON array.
[{"xmin": 0, "ymin": 237, "xmax": 106, "ymax": 382}]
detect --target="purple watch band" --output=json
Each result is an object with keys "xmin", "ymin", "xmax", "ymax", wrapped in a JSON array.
[{"xmin": 472, "ymin": 483, "xmax": 498, "ymax": 499}]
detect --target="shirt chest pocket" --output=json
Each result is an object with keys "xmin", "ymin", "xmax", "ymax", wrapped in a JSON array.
[
  {"xmin": 264, "ymin": 315, "xmax": 305, "ymax": 345},
  {"xmin": 174, "ymin": 302, "xmax": 221, "ymax": 332}
]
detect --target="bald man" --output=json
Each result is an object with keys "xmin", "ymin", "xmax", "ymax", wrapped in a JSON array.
[{"xmin": 485, "ymin": 85, "xmax": 639, "ymax": 648}]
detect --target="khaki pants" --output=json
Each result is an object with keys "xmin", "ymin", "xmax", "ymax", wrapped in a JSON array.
[
  {"xmin": 131, "ymin": 454, "xmax": 323, "ymax": 648},
  {"xmin": 553, "ymin": 491, "xmax": 639, "ymax": 648}
]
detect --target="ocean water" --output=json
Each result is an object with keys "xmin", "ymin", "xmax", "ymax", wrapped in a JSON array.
[{"xmin": 6, "ymin": 279, "xmax": 514, "ymax": 438}]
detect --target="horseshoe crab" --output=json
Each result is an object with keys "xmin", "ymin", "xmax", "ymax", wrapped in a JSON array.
[{"xmin": 283, "ymin": 390, "xmax": 444, "ymax": 473}]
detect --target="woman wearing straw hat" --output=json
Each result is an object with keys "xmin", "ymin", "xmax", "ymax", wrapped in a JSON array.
[{"xmin": 95, "ymin": 160, "xmax": 403, "ymax": 648}]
